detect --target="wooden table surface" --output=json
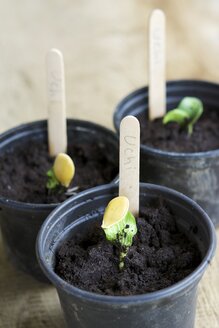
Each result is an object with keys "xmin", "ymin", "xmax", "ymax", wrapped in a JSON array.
[{"xmin": 0, "ymin": 0, "xmax": 218, "ymax": 327}]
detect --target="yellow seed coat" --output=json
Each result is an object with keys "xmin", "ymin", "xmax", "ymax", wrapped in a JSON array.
[
  {"xmin": 53, "ymin": 153, "xmax": 75, "ymax": 187},
  {"xmin": 101, "ymin": 196, "xmax": 129, "ymax": 228}
]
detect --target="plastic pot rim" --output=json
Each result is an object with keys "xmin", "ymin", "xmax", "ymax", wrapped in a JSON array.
[
  {"xmin": 36, "ymin": 182, "xmax": 217, "ymax": 305},
  {"xmin": 114, "ymin": 79, "xmax": 219, "ymax": 160},
  {"xmin": 0, "ymin": 119, "xmax": 118, "ymax": 211}
]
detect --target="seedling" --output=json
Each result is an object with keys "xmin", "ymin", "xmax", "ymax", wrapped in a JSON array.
[
  {"xmin": 101, "ymin": 196, "xmax": 137, "ymax": 269},
  {"xmin": 47, "ymin": 153, "xmax": 75, "ymax": 191},
  {"xmin": 163, "ymin": 97, "xmax": 203, "ymax": 135}
]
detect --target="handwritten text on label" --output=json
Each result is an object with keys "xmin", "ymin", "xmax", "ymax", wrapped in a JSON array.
[
  {"xmin": 48, "ymin": 70, "xmax": 63, "ymax": 100},
  {"xmin": 152, "ymin": 27, "xmax": 163, "ymax": 66},
  {"xmin": 123, "ymin": 136, "xmax": 137, "ymax": 170}
]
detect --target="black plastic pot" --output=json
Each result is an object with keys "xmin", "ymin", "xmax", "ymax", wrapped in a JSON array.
[
  {"xmin": 114, "ymin": 80, "xmax": 219, "ymax": 226},
  {"xmin": 0, "ymin": 119, "xmax": 118, "ymax": 281},
  {"xmin": 37, "ymin": 183, "xmax": 216, "ymax": 328}
]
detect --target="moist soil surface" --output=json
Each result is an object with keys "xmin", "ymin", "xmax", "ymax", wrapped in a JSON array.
[
  {"xmin": 138, "ymin": 109, "xmax": 219, "ymax": 152},
  {"xmin": 0, "ymin": 140, "xmax": 118, "ymax": 204},
  {"xmin": 55, "ymin": 200, "xmax": 201, "ymax": 296}
]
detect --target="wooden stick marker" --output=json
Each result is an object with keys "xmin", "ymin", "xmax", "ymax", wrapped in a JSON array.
[
  {"xmin": 149, "ymin": 9, "xmax": 166, "ymax": 121},
  {"xmin": 46, "ymin": 48, "xmax": 67, "ymax": 156},
  {"xmin": 119, "ymin": 116, "xmax": 140, "ymax": 217}
]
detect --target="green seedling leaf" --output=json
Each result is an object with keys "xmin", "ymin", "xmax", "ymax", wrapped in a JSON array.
[
  {"xmin": 163, "ymin": 108, "xmax": 190, "ymax": 125},
  {"xmin": 46, "ymin": 169, "xmax": 59, "ymax": 190},
  {"xmin": 101, "ymin": 196, "xmax": 137, "ymax": 269},
  {"xmin": 163, "ymin": 97, "xmax": 203, "ymax": 135},
  {"xmin": 178, "ymin": 97, "xmax": 203, "ymax": 134}
]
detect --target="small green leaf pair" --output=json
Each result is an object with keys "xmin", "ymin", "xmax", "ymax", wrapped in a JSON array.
[{"xmin": 163, "ymin": 97, "xmax": 203, "ymax": 135}]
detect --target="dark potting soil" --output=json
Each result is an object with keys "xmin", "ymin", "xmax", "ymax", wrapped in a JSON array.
[
  {"xmin": 0, "ymin": 140, "xmax": 118, "ymax": 204},
  {"xmin": 55, "ymin": 200, "xmax": 201, "ymax": 296},
  {"xmin": 138, "ymin": 109, "xmax": 219, "ymax": 152}
]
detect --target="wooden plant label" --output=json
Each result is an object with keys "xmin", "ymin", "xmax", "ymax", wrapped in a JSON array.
[
  {"xmin": 119, "ymin": 116, "xmax": 140, "ymax": 216},
  {"xmin": 46, "ymin": 48, "xmax": 67, "ymax": 156},
  {"xmin": 149, "ymin": 9, "xmax": 166, "ymax": 120}
]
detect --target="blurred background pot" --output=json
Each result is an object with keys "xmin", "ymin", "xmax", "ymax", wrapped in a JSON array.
[
  {"xmin": 114, "ymin": 80, "xmax": 219, "ymax": 226},
  {"xmin": 0, "ymin": 119, "xmax": 118, "ymax": 281},
  {"xmin": 37, "ymin": 183, "xmax": 216, "ymax": 328}
]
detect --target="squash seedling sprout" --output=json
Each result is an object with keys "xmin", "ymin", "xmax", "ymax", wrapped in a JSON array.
[
  {"xmin": 149, "ymin": 9, "xmax": 166, "ymax": 121},
  {"xmin": 47, "ymin": 153, "xmax": 75, "ymax": 191},
  {"xmin": 101, "ymin": 116, "xmax": 140, "ymax": 269},
  {"xmin": 102, "ymin": 196, "xmax": 137, "ymax": 270},
  {"xmin": 163, "ymin": 97, "xmax": 203, "ymax": 135}
]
